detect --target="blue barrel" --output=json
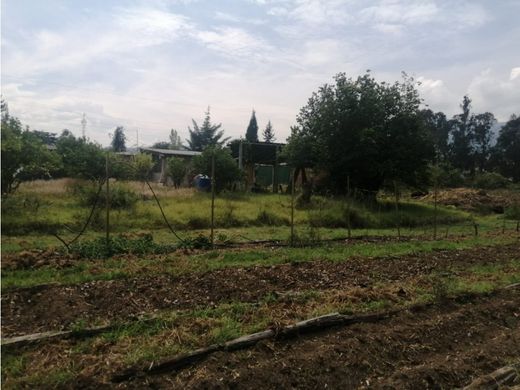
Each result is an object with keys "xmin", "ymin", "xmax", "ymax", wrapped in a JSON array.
[{"xmin": 194, "ymin": 174, "xmax": 211, "ymax": 191}]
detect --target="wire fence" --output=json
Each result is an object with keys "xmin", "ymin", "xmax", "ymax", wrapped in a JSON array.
[{"xmin": 49, "ymin": 155, "xmax": 520, "ymax": 255}]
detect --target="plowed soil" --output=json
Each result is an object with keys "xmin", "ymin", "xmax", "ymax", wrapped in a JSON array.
[
  {"xmin": 2, "ymin": 244, "xmax": 519, "ymax": 336},
  {"xmin": 124, "ymin": 288, "xmax": 520, "ymax": 389}
]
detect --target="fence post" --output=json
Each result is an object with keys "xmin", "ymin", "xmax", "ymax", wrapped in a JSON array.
[
  {"xmin": 105, "ymin": 152, "xmax": 110, "ymax": 249},
  {"xmin": 433, "ymin": 175, "xmax": 438, "ymax": 240},
  {"xmin": 210, "ymin": 150, "xmax": 216, "ymax": 248},
  {"xmin": 346, "ymin": 176, "xmax": 351, "ymax": 239},
  {"xmin": 393, "ymin": 181, "xmax": 401, "ymax": 239},
  {"xmin": 290, "ymin": 168, "xmax": 295, "ymax": 246}
]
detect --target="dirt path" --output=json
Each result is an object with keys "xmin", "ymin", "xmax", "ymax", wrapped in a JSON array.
[
  {"xmin": 2, "ymin": 244, "xmax": 519, "ymax": 336},
  {"xmin": 124, "ymin": 288, "xmax": 520, "ymax": 389}
]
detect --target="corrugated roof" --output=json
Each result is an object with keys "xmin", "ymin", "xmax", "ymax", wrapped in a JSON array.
[{"xmin": 140, "ymin": 147, "xmax": 202, "ymax": 157}]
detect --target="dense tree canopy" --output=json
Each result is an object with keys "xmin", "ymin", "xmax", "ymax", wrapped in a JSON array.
[
  {"xmin": 55, "ymin": 130, "xmax": 106, "ymax": 181},
  {"xmin": 187, "ymin": 108, "xmax": 229, "ymax": 151},
  {"xmin": 448, "ymin": 96, "xmax": 496, "ymax": 173},
  {"xmin": 493, "ymin": 114, "xmax": 520, "ymax": 182},
  {"xmin": 1, "ymin": 111, "xmax": 61, "ymax": 196},
  {"xmin": 285, "ymin": 72, "xmax": 434, "ymax": 194},
  {"xmin": 111, "ymin": 126, "xmax": 127, "ymax": 152},
  {"xmin": 193, "ymin": 146, "xmax": 241, "ymax": 192}
]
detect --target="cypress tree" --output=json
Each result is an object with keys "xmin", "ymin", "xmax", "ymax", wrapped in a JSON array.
[{"xmin": 245, "ymin": 110, "xmax": 259, "ymax": 143}]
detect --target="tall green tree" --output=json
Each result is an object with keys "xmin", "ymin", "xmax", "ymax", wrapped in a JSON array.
[
  {"xmin": 55, "ymin": 130, "xmax": 105, "ymax": 181},
  {"xmin": 419, "ymin": 109, "xmax": 451, "ymax": 162},
  {"xmin": 285, "ymin": 72, "xmax": 434, "ymax": 194},
  {"xmin": 1, "ymin": 106, "xmax": 61, "ymax": 196},
  {"xmin": 111, "ymin": 126, "xmax": 127, "ymax": 152},
  {"xmin": 245, "ymin": 110, "xmax": 259, "ymax": 143},
  {"xmin": 493, "ymin": 114, "xmax": 520, "ymax": 182},
  {"xmin": 187, "ymin": 108, "xmax": 229, "ymax": 151},
  {"xmin": 449, "ymin": 96, "xmax": 474, "ymax": 172},
  {"xmin": 472, "ymin": 112, "xmax": 496, "ymax": 172},
  {"xmin": 169, "ymin": 129, "xmax": 183, "ymax": 149},
  {"xmin": 262, "ymin": 120, "xmax": 276, "ymax": 143},
  {"xmin": 167, "ymin": 157, "xmax": 187, "ymax": 188},
  {"xmin": 193, "ymin": 146, "xmax": 241, "ymax": 192}
]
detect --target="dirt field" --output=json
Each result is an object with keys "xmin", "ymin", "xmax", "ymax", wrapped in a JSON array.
[
  {"xmin": 128, "ymin": 289, "xmax": 520, "ymax": 389},
  {"xmin": 2, "ymin": 243, "xmax": 519, "ymax": 388},
  {"xmin": 2, "ymin": 244, "xmax": 519, "ymax": 336}
]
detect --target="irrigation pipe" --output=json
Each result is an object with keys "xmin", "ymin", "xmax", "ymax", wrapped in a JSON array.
[{"xmin": 53, "ymin": 179, "xmax": 106, "ymax": 250}]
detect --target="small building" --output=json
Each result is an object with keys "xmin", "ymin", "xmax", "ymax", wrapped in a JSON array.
[{"xmin": 139, "ymin": 147, "xmax": 201, "ymax": 184}]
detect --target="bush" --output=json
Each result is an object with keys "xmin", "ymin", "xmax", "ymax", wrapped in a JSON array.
[
  {"xmin": 193, "ymin": 147, "xmax": 242, "ymax": 192},
  {"xmin": 167, "ymin": 157, "xmax": 187, "ymax": 188},
  {"xmin": 71, "ymin": 181, "xmax": 138, "ymax": 209},
  {"xmin": 69, "ymin": 234, "xmax": 174, "ymax": 258},
  {"xmin": 472, "ymin": 172, "xmax": 510, "ymax": 190}
]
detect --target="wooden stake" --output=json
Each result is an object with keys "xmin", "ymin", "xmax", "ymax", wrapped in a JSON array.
[
  {"xmin": 210, "ymin": 150, "xmax": 216, "ymax": 248},
  {"xmin": 346, "ymin": 176, "xmax": 351, "ymax": 239},
  {"xmin": 393, "ymin": 181, "xmax": 400, "ymax": 239},
  {"xmin": 105, "ymin": 153, "xmax": 110, "ymax": 249},
  {"xmin": 290, "ymin": 168, "xmax": 295, "ymax": 246}
]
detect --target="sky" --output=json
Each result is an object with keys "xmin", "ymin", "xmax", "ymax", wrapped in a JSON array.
[{"xmin": 1, "ymin": 0, "xmax": 519, "ymax": 147}]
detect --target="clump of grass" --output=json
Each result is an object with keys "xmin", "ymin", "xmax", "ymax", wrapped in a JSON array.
[{"xmin": 255, "ymin": 209, "xmax": 289, "ymax": 226}]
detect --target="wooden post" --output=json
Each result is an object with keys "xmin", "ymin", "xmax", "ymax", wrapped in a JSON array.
[
  {"xmin": 393, "ymin": 181, "xmax": 401, "ymax": 239},
  {"xmin": 210, "ymin": 150, "xmax": 216, "ymax": 248},
  {"xmin": 290, "ymin": 168, "xmax": 295, "ymax": 246},
  {"xmin": 272, "ymin": 146, "xmax": 279, "ymax": 194},
  {"xmin": 105, "ymin": 153, "xmax": 110, "ymax": 249},
  {"xmin": 433, "ymin": 176, "xmax": 438, "ymax": 240},
  {"xmin": 238, "ymin": 140, "xmax": 243, "ymax": 191},
  {"xmin": 346, "ymin": 176, "xmax": 351, "ymax": 239}
]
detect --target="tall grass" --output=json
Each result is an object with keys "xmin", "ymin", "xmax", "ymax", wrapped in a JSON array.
[{"xmin": 2, "ymin": 180, "xmax": 471, "ymax": 236}]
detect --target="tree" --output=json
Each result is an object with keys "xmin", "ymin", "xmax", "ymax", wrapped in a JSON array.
[
  {"xmin": 262, "ymin": 120, "xmax": 276, "ymax": 143},
  {"xmin": 133, "ymin": 153, "xmax": 154, "ymax": 181},
  {"xmin": 245, "ymin": 110, "xmax": 259, "ymax": 143},
  {"xmin": 448, "ymin": 96, "xmax": 496, "ymax": 173},
  {"xmin": 472, "ymin": 112, "xmax": 496, "ymax": 172},
  {"xmin": 193, "ymin": 146, "xmax": 241, "ymax": 192},
  {"xmin": 419, "ymin": 109, "xmax": 451, "ymax": 163},
  {"xmin": 55, "ymin": 130, "xmax": 105, "ymax": 181},
  {"xmin": 167, "ymin": 157, "xmax": 187, "ymax": 188},
  {"xmin": 285, "ymin": 72, "xmax": 434, "ymax": 194},
  {"xmin": 111, "ymin": 126, "xmax": 126, "ymax": 152},
  {"xmin": 493, "ymin": 114, "xmax": 520, "ymax": 182},
  {"xmin": 1, "ymin": 106, "xmax": 61, "ymax": 196},
  {"xmin": 152, "ymin": 141, "xmax": 171, "ymax": 149},
  {"xmin": 169, "ymin": 129, "xmax": 183, "ymax": 149},
  {"xmin": 187, "ymin": 108, "xmax": 229, "ymax": 151},
  {"xmin": 449, "ymin": 96, "xmax": 474, "ymax": 172}
]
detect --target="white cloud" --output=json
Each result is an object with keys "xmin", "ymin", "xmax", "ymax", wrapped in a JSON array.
[
  {"xmin": 510, "ymin": 67, "xmax": 520, "ymax": 80},
  {"xmin": 467, "ymin": 69, "xmax": 520, "ymax": 120},
  {"xmin": 360, "ymin": 1, "xmax": 438, "ymax": 26},
  {"xmin": 289, "ymin": 0, "xmax": 352, "ymax": 26},
  {"xmin": 195, "ymin": 26, "xmax": 272, "ymax": 58}
]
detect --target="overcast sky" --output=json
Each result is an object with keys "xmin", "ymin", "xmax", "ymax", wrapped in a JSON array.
[{"xmin": 1, "ymin": 0, "xmax": 519, "ymax": 147}]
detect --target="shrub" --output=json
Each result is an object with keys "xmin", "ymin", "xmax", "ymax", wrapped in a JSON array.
[
  {"xmin": 71, "ymin": 181, "xmax": 138, "ymax": 209},
  {"xmin": 69, "ymin": 234, "xmax": 175, "ymax": 258},
  {"xmin": 472, "ymin": 172, "xmax": 510, "ymax": 190},
  {"xmin": 193, "ymin": 147, "xmax": 241, "ymax": 192}
]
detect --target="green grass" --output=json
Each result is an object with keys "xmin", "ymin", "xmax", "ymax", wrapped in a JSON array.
[
  {"xmin": 2, "ymin": 179, "xmax": 473, "ymax": 239},
  {"xmin": 2, "ymin": 234, "xmax": 516, "ymax": 291}
]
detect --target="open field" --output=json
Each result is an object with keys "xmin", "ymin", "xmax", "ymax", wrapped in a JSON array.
[{"xmin": 2, "ymin": 180, "xmax": 520, "ymax": 388}]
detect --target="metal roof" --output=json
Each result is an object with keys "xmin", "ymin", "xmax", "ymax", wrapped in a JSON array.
[{"xmin": 140, "ymin": 147, "xmax": 202, "ymax": 157}]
